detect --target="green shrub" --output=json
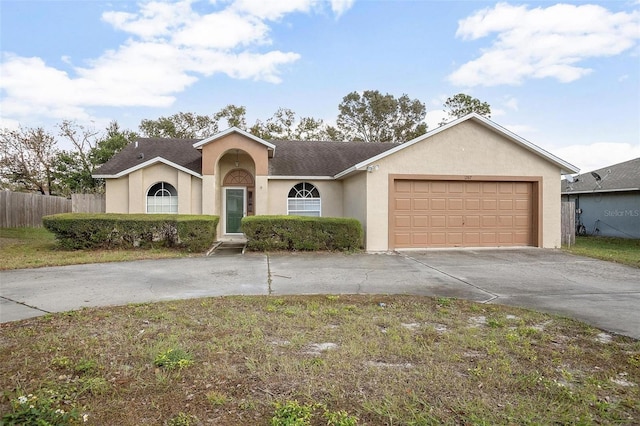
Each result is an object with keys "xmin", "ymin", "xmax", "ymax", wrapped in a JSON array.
[
  {"xmin": 42, "ymin": 213, "xmax": 218, "ymax": 252},
  {"xmin": 242, "ymin": 215, "xmax": 363, "ymax": 251}
]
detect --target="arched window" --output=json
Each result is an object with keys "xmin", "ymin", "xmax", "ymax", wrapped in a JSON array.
[
  {"xmin": 287, "ymin": 182, "xmax": 321, "ymax": 217},
  {"xmin": 147, "ymin": 182, "xmax": 178, "ymax": 213}
]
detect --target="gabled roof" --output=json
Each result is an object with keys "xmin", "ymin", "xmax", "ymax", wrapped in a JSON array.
[
  {"xmin": 269, "ymin": 140, "xmax": 396, "ymax": 177},
  {"xmin": 336, "ymin": 113, "xmax": 579, "ymax": 178},
  {"xmin": 93, "ymin": 114, "xmax": 579, "ymax": 180},
  {"xmin": 93, "ymin": 138, "xmax": 202, "ymax": 178},
  {"xmin": 193, "ymin": 127, "xmax": 275, "ymax": 156},
  {"xmin": 561, "ymin": 157, "xmax": 640, "ymax": 194}
]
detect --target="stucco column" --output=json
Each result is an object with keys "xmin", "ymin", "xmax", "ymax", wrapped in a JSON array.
[
  {"xmin": 128, "ymin": 169, "xmax": 144, "ymax": 213},
  {"xmin": 177, "ymin": 172, "xmax": 192, "ymax": 214},
  {"xmin": 202, "ymin": 175, "xmax": 216, "ymax": 215},
  {"xmin": 254, "ymin": 175, "xmax": 269, "ymax": 215}
]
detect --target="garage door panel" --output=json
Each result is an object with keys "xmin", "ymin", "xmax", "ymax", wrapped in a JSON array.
[
  {"xmin": 412, "ymin": 215, "xmax": 428, "ymax": 227},
  {"xmin": 448, "ymin": 182, "xmax": 464, "ymax": 193},
  {"xmin": 514, "ymin": 215, "xmax": 530, "ymax": 227},
  {"xmin": 482, "ymin": 215, "xmax": 497, "ymax": 226},
  {"xmin": 499, "ymin": 199, "xmax": 513, "ymax": 210},
  {"xmin": 448, "ymin": 215, "xmax": 464, "ymax": 227},
  {"xmin": 392, "ymin": 179, "xmax": 534, "ymax": 249},
  {"xmin": 498, "ymin": 216, "xmax": 513, "ymax": 227},
  {"xmin": 431, "ymin": 198, "xmax": 446, "ymax": 210},
  {"xmin": 515, "ymin": 199, "xmax": 529, "ymax": 210},
  {"xmin": 431, "ymin": 233, "xmax": 446, "ymax": 245},
  {"xmin": 396, "ymin": 198, "xmax": 411, "ymax": 210},
  {"xmin": 447, "ymin": 233, "xmax": 463, "ymax": 244},
  {"xmin": 482, "ymin": 199, "xmax": 497, "ymax": 210},
  {"xmin": 394, "ymin": 233, "xmax": 411, "ymax": 245},
  {"xmin": 395, "ymin": 180, "xmax": 412, "ymax": 193},
  {"xmin": 464, "ymin": 233, "xmax": 480, "ymax": 245},
  {"xmin": 481, "ymin": 233, "xmax": 497, "ymax": 244},
  {"xmin": 448, "ymin": 198, "xmax": 464, "ymax": 210},
  {"xmin": 465, "ymin": 215, "xmax": 480, "ymax": 227},
  {"xmin": 465, "ymin": 199, "xmax": 480, "ymax": 209},
  {"xmin": 515, "ymin": 183, "xmax": 530, "ymax": 194},
  {"xmin": 412, "ymin": 233, "xmax": 428, "ymax": 245},
  {"xmin": 413, "ymin": 181, "xmax": 430, "ymax": 193},
  {"xmin": 395, "ymin": 216, "xmax": 411, "ymax": 228},
  {"xmin": 431, "ymin": 216, "xmax": 446, "ymax": 227},
  {"xmin": 413, "ymin": 198, "xmax": 429, "ymax": 210}
]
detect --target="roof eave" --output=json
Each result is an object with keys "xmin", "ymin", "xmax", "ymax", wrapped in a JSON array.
[
  {"xmin": 268, "ymin": 175, "xmax": 335, "ymax": 180},
  {"xmin": 193, "ymin": 127, "xmax": 276, "ymax": 156},
  {"xmin": 562, "ymin": 187, "xmax": 640, "ymax": 195},
  {"xmin": 334, "ymin": 113, "xmax": 580, "ymax": 176},
  {"xmin": 91, "ymin": 156, "xmax": 202, "ymax": 179}
]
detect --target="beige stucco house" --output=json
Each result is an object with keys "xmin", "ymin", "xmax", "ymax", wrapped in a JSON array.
[{"xmin": 93, "ymin": 113, "xmax": 579, "ymax": 251}]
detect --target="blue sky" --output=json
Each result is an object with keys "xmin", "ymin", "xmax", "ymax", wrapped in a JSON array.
[{"xmin": 1, "ymin": 0, "xmax": 639, "ymax": 173}]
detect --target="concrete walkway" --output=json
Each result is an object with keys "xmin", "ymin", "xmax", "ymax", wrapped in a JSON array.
[{"xmin": 1, "ymin": 248, "xmax": 638, "ymax": 339}]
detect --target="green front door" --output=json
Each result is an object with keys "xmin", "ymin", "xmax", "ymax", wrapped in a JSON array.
[{"xmin": 225, "ymin": 188, "xmax": 245, "ymax": 234}]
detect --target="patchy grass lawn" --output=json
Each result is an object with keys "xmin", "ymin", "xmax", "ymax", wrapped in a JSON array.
[
  {"xmin": 564, "ymin": 236, "xmax": 640, "ymax": 268},
  {"xmin": 0, "ymin": 227, "xmax": 192, "ymax": 270},
  {"xmin": 1, "ymin": 295, "xmax": 638, "ymax": 425}
]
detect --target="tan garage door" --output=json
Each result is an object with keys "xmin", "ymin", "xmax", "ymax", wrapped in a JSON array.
[{"xmin": 391, "ymin": 180, "xmax": 534, "ymax": 248}]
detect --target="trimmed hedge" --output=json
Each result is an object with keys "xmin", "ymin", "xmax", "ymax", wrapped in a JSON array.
[
  {"xmin": 42, "ymin": 213, "xmax": 219, "ymax": 252},
  {"xmin": 242, "ymin": 215, "xmax": 363, "ymax": 251}
]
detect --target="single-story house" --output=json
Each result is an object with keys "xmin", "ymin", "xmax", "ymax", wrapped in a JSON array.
[
  {"xmin": 561, "ymin": 157, "xmax": 639, "ymax": 238},
  {"xmin": 93, "ymin": 113, "xmax": 579, "ymax": 251}
]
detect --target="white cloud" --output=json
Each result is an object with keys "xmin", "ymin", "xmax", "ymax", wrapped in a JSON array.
[
  {"xmin": 330, "ymin": 0, "xmax": 355, "ymax": 17},
  {"xmin": 425, "ymin": 109, "xmax": 448, "ymax": 129},
  {"xmin": 550, "ymin": 142, "xmax": 640, "ymax": 173},
  {"xmin": 449, "ymin": 3, "xmax": 640, "ymax": 86},
  {"xmin": 231, "ymin": 0, "xmax": 317, "ymax": 20},
  {"xmin": 0, "ymin": 0, "xmax": 353, "ymax": 125}
]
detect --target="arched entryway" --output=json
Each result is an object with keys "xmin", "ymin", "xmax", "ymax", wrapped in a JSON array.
[{"xmin": 222, "ymin": 168, "xmax": 254, "ymax": 234}]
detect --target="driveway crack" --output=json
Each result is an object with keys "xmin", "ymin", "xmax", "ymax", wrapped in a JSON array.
[
  {"xmin": 401, "ymin": 253, "xmax": 500, "ymax": 303},
  {"xmin": 0, "ymin": 295, "xmax": 51, "ymax": 314},
  {"xmin": 266, "ymin": 253, "xmax": 273, "ymax": 295}
]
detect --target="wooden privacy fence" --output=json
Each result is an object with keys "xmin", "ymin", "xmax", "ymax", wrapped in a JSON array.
[
  {"xmin": 561, "ymin": 200, "xmax": 576, "ymax": 246},
  {"xmin": 72, "ymin": 193, "xmax": 106, "ymax": 214},
  {"xmin": 1, "ymin": 191, "xmax": 105, "ymax": 228}
]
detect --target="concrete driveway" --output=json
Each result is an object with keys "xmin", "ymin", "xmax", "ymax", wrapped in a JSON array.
[{"xmin": 1, "ymin": 248, "xmax": 638, "ymax": 339}]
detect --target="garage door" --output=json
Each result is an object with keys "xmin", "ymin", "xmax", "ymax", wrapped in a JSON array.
[{"xmin": 391, "ymin": 180, "xmax": 534, "ymax": 248}]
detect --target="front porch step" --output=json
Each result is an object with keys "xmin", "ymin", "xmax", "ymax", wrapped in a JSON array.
[{"xmin": 207, "ymin": 241, "xmax": 246, "ymax": 256}]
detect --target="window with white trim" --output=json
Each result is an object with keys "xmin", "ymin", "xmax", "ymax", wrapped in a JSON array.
[
  {"xmin": 147, "ymin": 182, "xmax": 178, "ymax": 213},
  {"xmin": 287, "ymin": 182, "xmax": 321, "ymax": 217}
]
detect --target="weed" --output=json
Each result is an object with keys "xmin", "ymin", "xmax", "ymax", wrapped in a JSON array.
[
  {"xmin": 75, "ymin": 358, "xmax": 98, "ymax": 374},
  {"xmin": 271, "ymin": 400, "xmax": 317, "ymax": 426},
  {"xmin": 206, "ymin": 390, "xmax": 229, "ymax": 407},
  {"xmin": 153, "ymin": 347, "xmax": 193, "ymax": 370},
  {"xmin": 324, "ymin": 409, "xmax": 358, "ymax": 425},
  {"xmin": 436, "ymin": 297, "xmax": 454, "ymax": 307},
  {"xmin": 1, "ymin": 391, "xmax": 84, "ymax": 425},
  {"xmin": 167, "ymin": 412, "xmax": 199, "ymax": 426}
]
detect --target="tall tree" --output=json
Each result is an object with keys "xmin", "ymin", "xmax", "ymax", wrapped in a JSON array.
[
  {"xmin": 440, "ymin": 93, "xmax": 491, "ymax": 125},
  {"xmin": 250, "ymin": 108, "xmax": 332, "ymax": 141},
  {"xmin": 336, "ymin": 90, "xmax": 427, "ymax": 143},
  {"xmin": 90, "ymin": 121, "xmax": 137, "ymax": 166},
  {"xmin": 139, "ymin": 112, "xmax": 218, "ymax": 138},
  {"xmin": 0, "ymin": 126, "xmax": 59, "ymax": 194},
  {"xmin": 214, "ymin": 105, "xmax": 247, "ymax": 129},
  {"xmin": 52, "ymin": 121, "xmax": 101, "ymax": 195}
]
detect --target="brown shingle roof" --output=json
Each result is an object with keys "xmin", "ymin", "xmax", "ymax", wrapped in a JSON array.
[
  {"xmin": 269, "ymin": 140, "xmax": 396, "ymax": 176},
  {"xmin": 561, "ymin": 157, "xmax": 640, "ymax": 194},
  {"xmin": 94, "ymin": 137, "xmax": 398, "ymax": 178},
  {"xmin": 94, "ymin": 138, "xmax": 201, "ymax": 176}
]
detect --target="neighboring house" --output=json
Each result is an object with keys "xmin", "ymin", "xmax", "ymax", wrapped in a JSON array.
[
  {"xmin": 561, "ymin": 158, "xmax": 640, "ymax": 238},
  {"xmin": 93, "ymin": 113, "xmax": 578, "ymax": 251}
]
